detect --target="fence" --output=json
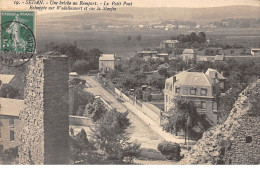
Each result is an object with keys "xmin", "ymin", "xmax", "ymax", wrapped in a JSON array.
[
  {"xmin": 136, "ymin": 100, "xmax": 142, "ymax": 108},
  {"xmin": 114, "ymin": 88, "xmax": 162, "ymax": 125}
]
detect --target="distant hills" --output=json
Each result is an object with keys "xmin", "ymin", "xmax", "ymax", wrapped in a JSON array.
[{"xmin": 37, "ymin": 5, "xmax": 260, "ymax": 26}]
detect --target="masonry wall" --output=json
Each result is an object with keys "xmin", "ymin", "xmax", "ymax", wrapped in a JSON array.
[
  {"xmin": 180, "ymin": 81, "xmax": 260, "ymax": 164},
  {"xmin": 19, "ymin": 57, "xmax": 70, "ymax": 164}
]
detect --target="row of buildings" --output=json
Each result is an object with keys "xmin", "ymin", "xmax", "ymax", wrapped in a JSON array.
[{"xmin": 97, "ymin": 40, "xmax": 260, "ymax": 74}]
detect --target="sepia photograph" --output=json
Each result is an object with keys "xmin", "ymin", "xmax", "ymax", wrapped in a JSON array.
[{"xmin": 0, "ymin": 0, "xmax": 259, "ymax": 166}]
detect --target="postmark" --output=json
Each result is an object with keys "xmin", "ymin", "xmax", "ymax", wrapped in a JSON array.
[{"xmin": 0, "ymin": 11, "xmax": 36, "ymax": 67}]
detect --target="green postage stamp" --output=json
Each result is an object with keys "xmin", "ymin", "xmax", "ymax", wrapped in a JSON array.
[{"xmin": 0, "ymin": 11, "xmax": 36, "ymax": 66}]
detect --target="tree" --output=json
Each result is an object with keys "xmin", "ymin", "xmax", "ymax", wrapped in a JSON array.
[
  {"xmin": 121, "ymin": 141, "xmax": 141, "ymax": 163},
  {"xmin": 71, "ymin": 60, "xmax": 89, "ymax": 74},
  {"xmin": 45, "ymin": 42, "xmax": 85, "ymax": 69},
  {"xmin": 85, "ymin": 99, "xmax": 107, "ymax": 122},
  {"xmin": 157, "ymin": 141, "xmax": 182, "ymax": 161},
  {"xmin": 0, "ymin": 84, "xmax": 19, "ymax": 99},
  {"xmin": 198, "ymin": 32, "xmax": 206, "ymax": 43},
  {"xmin": 73, "ymin": 85, "xmax": 95, "ymax": 116},
  {"xmin": 136, "ymin": 34, "xmax": 142, "ymax": 41},
  {"xmin": 147, "ymin": 72, "xmax": 165, "ymax": 91},
  {"xmin": 107, "ymin": 70, "xmax": 120, "ymax": 80},
  {"xmin": 158, "ymin": 68, "xmax": 169, "ymax": 78},
  {"xmin": 94, "ymin": 109, "xmax": 135, "ymax": 161},
  {"xmin": 88, "ymin": 48, "xmax": 103, "ymax": 63},
  {"xmin": 70, "ymin": 129, "xmax": 97, "ymax": 163},
  {"xmin": 189, "ymin": 32, "xmax": 197, "ymax": 42},
  {"xmin": 163, "ymin": 97, "xmax": 205, "ymax": 144}
]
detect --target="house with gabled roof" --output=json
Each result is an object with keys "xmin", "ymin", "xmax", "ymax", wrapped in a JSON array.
[
  {"xmin": 0, "ymin": 98, "xmax": 24, "ymax": 150},
  {"xmin": 99, "ymin": 54, "xmax": 116, "ymax": 72},
  {"xmin": 164, "ymin": 68, "xmax": 226, "ymax": 125},
  {"xmin": 160, "ymin": 40, "xmax": 179, "ymax": 49},
  {"xmin": 181, "ymin": 49, "xmax": 197, "ymax": 64}
]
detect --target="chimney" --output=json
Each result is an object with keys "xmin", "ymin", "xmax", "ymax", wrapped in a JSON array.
[{"xmin": 173, "ymin": 76, "xmax": 176, "ymax": 83}]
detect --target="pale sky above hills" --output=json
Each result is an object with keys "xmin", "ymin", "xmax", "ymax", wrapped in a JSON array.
[
  {"xmin": 133, "ymin": 0, "xmax": 260, "ymax": 8},
  {"xmin": 0, "ymin": 0, "xmax": 259, "ymax": 13}
]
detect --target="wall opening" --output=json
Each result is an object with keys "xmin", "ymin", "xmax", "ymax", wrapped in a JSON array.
[{"xmin": 246, "ymin": 136, "xmax": 252, "ymax": 143}]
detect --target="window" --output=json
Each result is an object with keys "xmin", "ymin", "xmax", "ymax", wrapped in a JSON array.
[
  {"xmin": 201, "ymin": 88, "xmax": 207, "ymax": 96},
  {"xmin": 195, "ymin": 101, "xmax": 201, "ymax": 108},
  {"xmin": 0, "ymin": 129, "xmax": 1, "ymax": 139},
  {"xmin": 190, "ymin": 87, "xmax": 197, "ymax": 95},
  {"xmin": 213, "ymin": 102, "xmax": 218, "ymax": 111},
  {"xmin": 183, "ymin": 86, "xmax": 188, "ymax": 95},
  {"xmin": 166, "ymin": 84, "xmax": 169, "ymax": 90},
  {"xmin": 170, "ymin": 85, "xmax": 173, "ymax": 92},
  {"xmin": 175, "ymin": 87, "xmax": 180, "ymax": 94},
  {"xmin": 201, "ymin": 101, "xmax": 206, "ymax": 109},
  {"xmin": 166, "ymin": 95, "xmax": 168, "ymax": 102},
  {"xmin": 10, "ymin": 130, "xmax": 14, "ymax": 141},
  {"xmin": 9, "ymin": 118, "xmax": 14, "ymax": 128}
]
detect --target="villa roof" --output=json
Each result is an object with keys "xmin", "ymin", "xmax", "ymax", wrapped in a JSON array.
[
  {"xmin": 0, "ymin": 98, "xmax": 24, "ymax": 117},
  {"xmin": 205, "ymin": 68, "xmax": 226, "ymax": 80},
  {"xmin": 175, "ymin": 72, "xmax": 214, "ymax": 87},
  {"xmin": 166, "ymin": 67, "xmax": 227, "ymax": 87},
  {"xmin": 99, "ymin": 54, "xmax": 115, "ymax": 61}
]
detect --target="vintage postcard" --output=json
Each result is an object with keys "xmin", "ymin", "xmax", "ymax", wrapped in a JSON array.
[{"xmin": 0, "ymin": 0, "xmax": 259, "ymax": 165}]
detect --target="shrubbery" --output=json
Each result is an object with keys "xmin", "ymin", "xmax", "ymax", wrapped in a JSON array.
[
  {"xmin": 71, "ymin": 60, "xmax": 89, "ymax": 75},
  {"xmin": 0, "ymin": 145, "xmax": 19, "ymax": 164},
  {"xmin": 70, "ymin": 108, "xmax": 141, "ymax": 164},
  {"xmin": 157, "ymin": 141, "xmax": 182, "ymax": 161}
]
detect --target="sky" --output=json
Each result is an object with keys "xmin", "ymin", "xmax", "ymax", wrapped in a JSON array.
[
  {"xmin": 0, "ymin": 0, "xmax": 259, "ymax": 13},
  {"xmin": 133, "ymin": 0, "xmax": 260, "ymax": 8}
]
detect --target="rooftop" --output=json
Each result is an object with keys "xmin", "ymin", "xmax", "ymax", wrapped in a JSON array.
[
  {"xmin": 0, "ymin": 74, "xmax": 15, "ymax": 85},
  {"xmin": 251, "ymin": 48, "xmax": 260, "ymax": 51},
  {"xmin": 205, "ymin": 68, "xmax": 226, "ymax": 80},
  {"xmin": 138, "ymin": 51, "xmax": 158, "ymax": 54},
  {"xmin": 69, "ymin": 72, "xmax": 79, "ymax": 76},
  {"xmin": 0, "ymin": 98, "xmax": 24, "ymax": 117},
  {"xmin": 166, "ymin": 68, "xmax": 226, "ymax": 87},
  {"xmin": 157, "ymin": 53, "xmax": 169, "ymax": 56},
  {"xmin": 162, "ymin": 40, "xmax": 179, "ymax": 44},
  {"xmin": 174, "ymin": 71, "xmax": 214, "ymax": 87},
  {"xmin": 183, "ymin": 49, "xmax": 195, "ymax": 54},
  {"xmin": 99, "ymin": 54, "xmax": 115, "ymax": 61},
  {"xmin": 215, "ymin": 55, "xmax": 225, "ymax": 61}
]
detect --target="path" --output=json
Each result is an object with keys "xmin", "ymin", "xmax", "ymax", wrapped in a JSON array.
[{"xmin": 79, "ymin": 75, "xmax": 193, "ymax": 163}]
